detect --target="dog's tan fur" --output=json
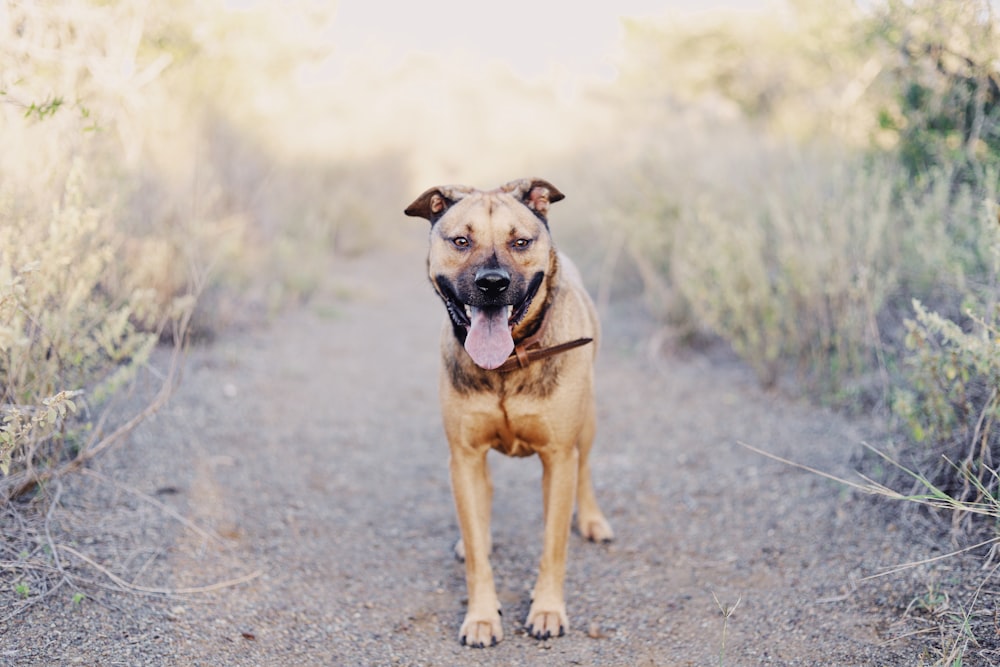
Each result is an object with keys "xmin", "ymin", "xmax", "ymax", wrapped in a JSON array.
[{"xmin": 406, "ymin": 178, "xmax": 612, "ymax": 647}]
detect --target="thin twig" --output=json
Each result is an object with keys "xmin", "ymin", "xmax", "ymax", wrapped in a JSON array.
[
  {"xmin": 0, "ymin": 561, "xmax": 62, "ymax": 573},
  {"xmin": 56, "ymin": 544, "xmax": 262, "ymax": 596},
  {"xmin": 862, "ymin": 535, "xmax": 1000, "ymax": 581},
  {"xmin": 736, "ymin": 440, "xmax": 886, "ymax": 494},
  {"xmin": 42, "ymin": 479, "xmax": 68, "ymax": 583},
  {"xmin": 881, "ymin": 625, "xmax": 941, "ymax": 645},
  {"xmin": 738, "ymin": 440, "xmax": 1000, "ymax": 514},
  {"xmin": 78, "ymin": 469, "xmax": 225, "ymax": 547},
  {"xmin": 76, "ymin": 332, "xmax": 184, "ymax": 463},
  {"xmin": 128, "ymin": 548, "xmax": 167, "ymax": 587}
]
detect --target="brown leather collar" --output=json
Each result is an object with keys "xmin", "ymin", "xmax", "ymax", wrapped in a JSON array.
[{"xmin": 493, "ymin": 306, "xmax": 593, "ymax": 373}]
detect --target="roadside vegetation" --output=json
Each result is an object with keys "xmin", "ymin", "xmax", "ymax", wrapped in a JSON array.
[
  {"xmin": 601, "ymin": 0, "xmax": 1000, "ymax": 520},
  {"xmin": 2, "ymin": 0, "xmax": 999, "ymax": 661},
  {"xmin": 585, "ymin": 1, "xmax": 999, "ymax": 662},
  {"xmin": 0, "ymin": 0, "xmax": 405, "ymax": 502}
]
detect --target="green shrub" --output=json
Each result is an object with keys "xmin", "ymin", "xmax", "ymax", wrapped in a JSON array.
[
  {"xmin": 895, "ymin": 167, "xmax": 989, "ymax": 300},
  {"xmin": 873, "ymin": 0, "xmax": 1000, "ymax": 186},
  {"xmin": 896, "ymin": 301, "xmax": 1000, "ymax": 454},
  {"xmin": 893, "ymin": 188, "xmax": 1000, "ymax": 500}
]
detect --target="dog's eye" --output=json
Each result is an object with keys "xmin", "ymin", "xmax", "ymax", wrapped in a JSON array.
[
  {"xmin": 452, "ymin": 237, "xmax": 470, "ymax": 248},
  {"xmin": 512, "ymin": 238, "xmax": 532, "ymax": 250}
]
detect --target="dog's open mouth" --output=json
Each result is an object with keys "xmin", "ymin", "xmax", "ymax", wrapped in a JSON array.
[{"xmin": 439, "ymin": 273, "xmax": 542, "ymax": 370}]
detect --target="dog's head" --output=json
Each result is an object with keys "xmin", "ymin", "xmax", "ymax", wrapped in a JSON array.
[{"xmin": 405, "ymin": 178, "xmax": 564, "ymax": 370}]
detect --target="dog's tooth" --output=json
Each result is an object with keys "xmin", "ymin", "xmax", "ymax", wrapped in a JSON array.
[
  {"xmin": 507, "ymin": 305, "xmax": 513, "ymax": 319},
  {"xmin": 464, "ymin": 305, "xmax": 472, "ymax": 319}
]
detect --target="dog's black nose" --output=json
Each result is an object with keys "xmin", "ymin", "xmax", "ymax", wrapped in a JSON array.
[{"xmin": 475, "ymin": 268, "xmax": 510, "ymax": 295}]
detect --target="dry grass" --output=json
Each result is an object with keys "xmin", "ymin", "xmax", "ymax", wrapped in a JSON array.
[
  {"xmin": 739, "ymin": 439, "xmax": 1000, "ymax": 665},
  {"xmin": 0, "ymin": 0, "xmax": 408, "ymax": 491}
]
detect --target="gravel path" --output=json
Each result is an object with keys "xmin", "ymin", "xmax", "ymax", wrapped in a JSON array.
[{"xmin": 2, "ymin": 230, "xmax": 935, "ymax": 666}]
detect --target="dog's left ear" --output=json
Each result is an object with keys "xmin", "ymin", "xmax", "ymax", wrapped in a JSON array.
[
  {"xmin": 500, "ymin": 178, "xmax": 565, "ymax": 219},
  {"xmin": 404, "ymin": 185, "xmax": 473, "ymax": 224}
]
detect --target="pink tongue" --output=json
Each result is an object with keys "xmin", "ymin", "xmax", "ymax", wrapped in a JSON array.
[{"xmin": 465, "ymin": 306, "xmax": 514, "ymax": 369}]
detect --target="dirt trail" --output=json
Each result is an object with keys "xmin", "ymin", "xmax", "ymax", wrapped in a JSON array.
[{"xmin": 3, "ymin": 229, "xmax": 932, "ymax": 666}]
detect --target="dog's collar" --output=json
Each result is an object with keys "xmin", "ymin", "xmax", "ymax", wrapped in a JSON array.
[{"xmin": 492, "ymin": 306, "xmax": 592, "ymax": 373}]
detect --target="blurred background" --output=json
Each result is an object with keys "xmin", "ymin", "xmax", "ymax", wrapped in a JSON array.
[{"xmin": 2, "ymin": 0, "xmax": 999, "ymax": 499}]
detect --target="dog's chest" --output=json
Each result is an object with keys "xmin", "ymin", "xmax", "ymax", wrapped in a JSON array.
[
  {"xmin": 492, "ymin": 417, "xmax": 540, "ymax": 457},
  {"xmin": 458, "ymin": 404, "xmax": 551, "ymax": 458}
]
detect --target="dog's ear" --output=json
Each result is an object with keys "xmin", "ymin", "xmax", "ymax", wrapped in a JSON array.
[
  {"xmin": 499, "ymin": 178, "xmax": 565, "ymax": 219},
  {"xmin": 404, "ymin": 185, "xmax": 473, "ymax": 224}
]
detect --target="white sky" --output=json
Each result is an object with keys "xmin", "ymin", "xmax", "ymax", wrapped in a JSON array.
[{"xmin": 325, "ymin": 0, "xmax": 769, "ymax": 81}]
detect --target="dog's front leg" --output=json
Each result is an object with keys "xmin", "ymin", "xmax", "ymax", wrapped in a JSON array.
[
  {"xmin": 527, "ymin": 445, "xmax": 578, "ymax": 640},
  {"xmin": 449, "ymin": 444, "xmax": 502, "ymax": 647}
]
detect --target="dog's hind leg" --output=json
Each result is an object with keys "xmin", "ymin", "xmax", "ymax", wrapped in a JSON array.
[{"xmin": 575, "ymin": 398, "xmax": 614, "ymax": 543}]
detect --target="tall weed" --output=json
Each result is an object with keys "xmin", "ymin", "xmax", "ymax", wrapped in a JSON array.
[{"xmin": 0, "ymin": 162, "xmax": 173, "ymax": 492}]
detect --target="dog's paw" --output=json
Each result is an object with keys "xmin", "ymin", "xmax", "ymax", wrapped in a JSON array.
[
  {"xmin": 577, "ymin": 514, "xmax": 614, "ymax": 543},
  {"xmin": 525, "ymin": 605, "xmax": 568, "ymax": 641},
  {"xmin": 459, "ymin": 610, "xmax": 503, "ymax": 648}
]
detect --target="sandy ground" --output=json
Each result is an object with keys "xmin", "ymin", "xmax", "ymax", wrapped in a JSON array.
[{"xmin": 2, "ymin": 229, "xmax": 992, "ymax": 666}]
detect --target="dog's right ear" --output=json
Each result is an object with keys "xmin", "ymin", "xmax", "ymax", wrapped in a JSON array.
[{"xmin": 404, "ymin": 185, "xmax": 472, "ymax": 224}]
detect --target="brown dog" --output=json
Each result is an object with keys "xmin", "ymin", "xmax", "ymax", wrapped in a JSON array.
[{"xmin": 405, "ymin": 178, "xmax": 613, "ymax": 648}]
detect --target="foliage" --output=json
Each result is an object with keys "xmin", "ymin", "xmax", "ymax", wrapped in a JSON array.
[
  {"xmin": 604, "ymin": 2, "xmax": 1000, "ymax": 659},
  {"xmin": 602, "ymin": 1, "xmax": 999, "ymax": 397},
  {"xmin": 617, "ymin": 0, "xmax": 883, "ymax": 144},
  {"xmin": 673, "ymin": 149, "xmax": 897, "ymax": 390},
  {"xmin": 0, "ymin": 162, "xmax": 163, "ymax": 491},
  {"xmin": 0, "ymin": 0, "xmax": 404, "ymax": 496},
  {"xmin": 594, "ymin": 3, "xmax": 902, "ymax": 394},
  {"xmin": 893, "ymin": 188, "xmax": 1000, "ymax": 502},
  {"xmin": 896, "ymin": 301, "xmax": 1000, "ymax": 470},
  {"xmin": 873, "ymin": 0, "xmax": 1000, "ymax": 186},
  {"xmin": 892, "ymin": 166, "xmax": 997, "ymax": 305}
]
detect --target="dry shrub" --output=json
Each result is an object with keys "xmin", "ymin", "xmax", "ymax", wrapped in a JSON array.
[
  {"xmin": 560, "ymin": 3, "xmax": 904, "ymax": 392},
  {"xmin": 0, "ymin": 161, "xmax": 181, "ymax": 493},
  {"xmin": 0, "ymin": 1, "xmax": 206, "ymax": 491},
  {"xmin": 570, "ymin": 108, "xmax": 901, "ymax": 395},
  {"xmin": 587, "ymin": 1, "xmax": 998, "ymax": 407},
  {"xmin": 674, "ymin": 147, "xmax": 897, "ymax": 392},
  {"xmin": 0, "ymin": 0, "xmax": 406, "ymax": 494}
]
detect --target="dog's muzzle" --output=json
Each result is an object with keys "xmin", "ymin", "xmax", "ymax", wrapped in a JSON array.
[{"xmin": 434, "ymin": 271, "xmax": 544, "ymax": 371}]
